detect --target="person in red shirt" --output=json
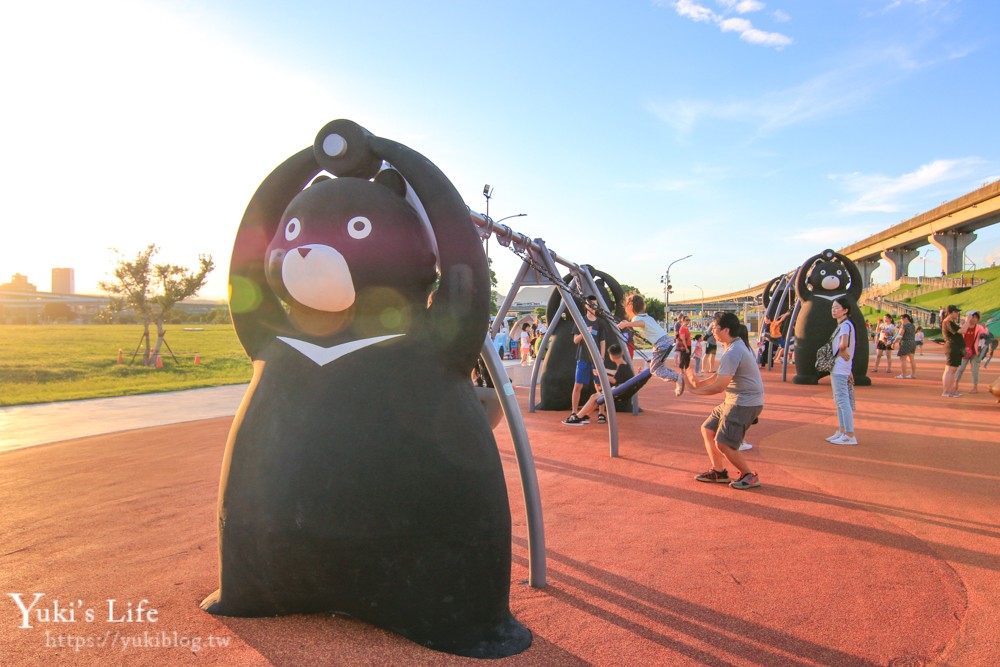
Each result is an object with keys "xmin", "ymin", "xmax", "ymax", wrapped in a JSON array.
[
  {"xmin": 955, "ymin": 310, "xmax": 988, "ymax": 394},
  {"xmin": 677, "ymin": 315, "xmax": 693, "ymax": 372}
]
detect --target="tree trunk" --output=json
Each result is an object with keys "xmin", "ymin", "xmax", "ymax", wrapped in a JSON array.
[
  {"xmin": 142, "ymin": 323, "xmax": 153, "ymax": 366},
  {"xmin": 152, "ymin": 318, "xmax": 167, "ymax": 365}
]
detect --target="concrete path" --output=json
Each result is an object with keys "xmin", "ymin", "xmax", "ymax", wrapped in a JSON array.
[
  {"xmin": 0, "ymin": 360, "xmax": 538, "ymax": 453},
  {"xmin": 0, "ymin": 385, "xmax": 249, "ymax": 452}
]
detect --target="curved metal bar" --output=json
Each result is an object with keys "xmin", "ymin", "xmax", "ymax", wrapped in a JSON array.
[
  {"xmin": 782, "ymin": 299, "xmax": 801, "ymax": 383},
  {"xmin": 480, "ymin": 336, "xmax": 547, "ymax": 588},
  {"xmin": 576, "ymin": 265, "xmax": 621, "ymax": 456}
]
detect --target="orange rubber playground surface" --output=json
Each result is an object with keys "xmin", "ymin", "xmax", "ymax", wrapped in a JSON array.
[{"xmin": 2, "ymin": 346, "xmax": 999, "ymax": 666}]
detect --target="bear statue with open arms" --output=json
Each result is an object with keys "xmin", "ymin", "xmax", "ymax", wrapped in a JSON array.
[
  {"xmin": 201, "ymin": 119, "xmax": 532, "ymax": 658},
  {"xmin": 792, "ymin": 248, "xmax": 871, "ymax": 386}
]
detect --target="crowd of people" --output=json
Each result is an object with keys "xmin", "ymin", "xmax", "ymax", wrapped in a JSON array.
[{"xmin": 486, "ymin": 289, "xmax": 995, "ymax": 492}]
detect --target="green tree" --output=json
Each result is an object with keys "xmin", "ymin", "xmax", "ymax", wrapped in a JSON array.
[
  {"xmin": 617, "ymin": 285, "xmax": 664, "ymax": 321},
  {"xmin": 645, "ymin": 297, "xmax": 665, "ymax": 322},
  {"xmin": 99, "ymin": 245, "xmax": 215, "ymax": 366},
  {"xmin": 488, "ymin": 256, "xmax": 500, "ymax": 315}
]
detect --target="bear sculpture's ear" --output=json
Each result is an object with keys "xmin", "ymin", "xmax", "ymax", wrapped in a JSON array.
[{"xmin": 374, "ymin": 168, "xmax": 408, "ymax": 199}]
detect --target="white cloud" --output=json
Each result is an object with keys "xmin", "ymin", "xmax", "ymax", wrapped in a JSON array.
[
  {"xmin": 648, "ymin": 63, "xmax": 873, "ymax": 136},
  {"xmin": 740, "ymin": 28, "xmax": 794, "ymax": 47},
  {"xmin": 674, "ymin": 0, "xmax": 716, "ymax": 22},
  {"xmin": 831, "ymin": 159, "xmax": 984, "ymax": 214},
  {"xmin": 772, "ymin": 9, "xmax": 790, "ymax": 22},
  {"xmin": 720, "ymin": 18, "xmax": 753, "ymax": 32},
  {"xmin": 718, "ymin": 0, "xmax": 766, "ymax": 13},
  {"xmin": 664, "ymin": 0, "xmax": 793, "ymax": 49}
]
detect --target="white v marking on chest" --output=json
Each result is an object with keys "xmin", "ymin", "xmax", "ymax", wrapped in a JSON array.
[{"xmin": 277, "ymin": 334, "xmax": 404, "ymax": 366}]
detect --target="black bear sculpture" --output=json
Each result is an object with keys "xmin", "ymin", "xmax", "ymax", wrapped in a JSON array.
[
  {"xmin": 536, "ymin": 268, "xmax": 625, "ymax": 411},
  {"xmin": 792, "ymin": 249, "xmax": 871, "ymax": 386},
  {"xmin": 202, "ymin": 119, "xmax": 531, "ymax": 658}
]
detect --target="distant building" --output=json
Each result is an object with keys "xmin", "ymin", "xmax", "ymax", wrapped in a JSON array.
[
  {"xmin": 505, "ymin": 285, "xmax": 555, "ymax": 314},
  {"xmin": 52, "ymin": 268, "xmax": 75, "ymax": 294},
  {"xmin": 0, "ymin": 273, "xmax": 37, "ymax": 292}
]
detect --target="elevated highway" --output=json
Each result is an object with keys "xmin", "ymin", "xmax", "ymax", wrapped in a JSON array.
[{"xmin": 676, "ymin": 179, "xmax": 1000, "ymax": 308}]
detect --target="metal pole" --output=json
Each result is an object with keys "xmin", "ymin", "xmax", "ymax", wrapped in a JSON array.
[
  {"xmin": 665, "ymin": 254, "xmax": 693, "ymax": 327},
  {"xmin": 479, "ymin": 337, "xmax": 547, "ymax": 587},
  {"xmin": 483, "ymin": 185, "xmax": 491, "ymax": 259}
]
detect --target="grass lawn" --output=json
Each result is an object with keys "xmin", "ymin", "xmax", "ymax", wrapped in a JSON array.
[
  {"xmin": 872, "ymin": 265, "xmax": 1000, "ymax": 323},
  {"xmin": 0, "ymin": 324, "xmax": 252, "ymax": 406}
]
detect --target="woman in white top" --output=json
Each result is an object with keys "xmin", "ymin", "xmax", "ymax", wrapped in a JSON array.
[
  {"xmin": 827, "ymin": 296, "xmax": 858, "ymax": 445},
  {"xmin": 518, "ymin": 323, "xmax": 532, "ymax": 366},
  {"xmin": 872, "ymin": 313, "xmax": 896, "ymax": 373}
]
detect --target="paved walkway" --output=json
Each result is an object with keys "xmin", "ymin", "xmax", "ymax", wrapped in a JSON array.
[
  {"xmin": 0, "ymin": 362, "xmax": 537, "ymax": 453},
  {"xmin": 0, "ymin": 385, "xmax": 249, "ymax": 452}
]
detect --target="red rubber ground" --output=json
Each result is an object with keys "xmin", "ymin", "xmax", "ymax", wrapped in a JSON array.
[{"xmin": 2, "ymin": 346, "xmax": 997, "ymax": 666}]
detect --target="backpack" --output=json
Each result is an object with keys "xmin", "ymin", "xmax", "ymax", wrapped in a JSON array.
[
  {"xmin": 816, "ymin": 322, "xmax": 852, "ymax": 373},
  {"xmin": 978, "ymin": 329, "xmax": 996, "ymax": 361}
]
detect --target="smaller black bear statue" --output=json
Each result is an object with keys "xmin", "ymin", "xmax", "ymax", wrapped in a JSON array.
[
  {"xmin": 792, "ymin": 249, "xmax": 871, "ymax": 386},
  {"xmin": 536, "ymin": 269, "xmax": 624, "ymax": 411}
]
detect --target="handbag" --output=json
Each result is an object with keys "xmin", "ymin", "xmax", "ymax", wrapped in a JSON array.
[
  {"xmin": 815, "ymin": 331, "xmax": 838, "ymax": 373},
  {"xmin": 816, "ymin": 322, "xmax": 852, "ymax": 373}
]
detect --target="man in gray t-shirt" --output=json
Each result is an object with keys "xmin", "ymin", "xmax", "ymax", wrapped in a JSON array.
[
  {"xmin": 716, "ymin": 335, "xmax": 765, "ymax": 407},
  {"xmin": 685, "ymin": 312, "xmax": 765, "ymax": 490}
]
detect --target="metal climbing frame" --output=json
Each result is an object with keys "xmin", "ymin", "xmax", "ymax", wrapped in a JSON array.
[
  {"xmin": 472, "ymin": 210, "xmax": 635, "ymax": 458},
  {"xmin": 762, "ymin": 271, "xmax": 799, "ymax": 382}
]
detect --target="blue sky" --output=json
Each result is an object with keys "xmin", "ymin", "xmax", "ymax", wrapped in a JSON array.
[{"xmin": 2, "ymin": 0, "xmax": 998, "ymax": 304}]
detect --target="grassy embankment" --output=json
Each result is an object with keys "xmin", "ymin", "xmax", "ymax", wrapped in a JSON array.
[
  {"xmin": 0, "ymin": 325, "xmax": 251, "ymax": 406},
  {"xmin": 862, "ymin": 265, "xmax": 1000, "ymax": 336}
]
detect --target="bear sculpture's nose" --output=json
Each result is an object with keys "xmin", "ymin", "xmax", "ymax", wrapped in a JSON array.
[{"xmin": 297, "ymin": 247, "xmax": 312, "ymax": 258}]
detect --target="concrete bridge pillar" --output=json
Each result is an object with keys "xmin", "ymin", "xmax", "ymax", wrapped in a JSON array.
[
  {"xmin": 929, "ymin": 231, "xmax": 976, "ymax": 275},
  {"xmin": 880, "ymin": 247, "xmax": 920, "ymax": 281},
  {"xmin": 855, "ymin": 258, "xmax": 880, "ymax": 288}
]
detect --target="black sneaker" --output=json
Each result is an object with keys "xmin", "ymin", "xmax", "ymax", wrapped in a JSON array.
[
  {"xmin": 562, "ymin": 413, "xmax": 588, "ymax": 426},
  {"xmin": 695, "ymin": 468, "xmax": 730, "ymax": 483},
  {"xmin": 597, "ymin": 414, "xmax": 607, "ymax": 424}
]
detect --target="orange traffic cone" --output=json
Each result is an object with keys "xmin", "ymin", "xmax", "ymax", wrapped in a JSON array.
[
  {"xmin": 117, "ymin": 348, "xmax": 124, "ymax": 365},
  {"xmin": 194, "ymin": 353, "xmax": 201, "ymax": 365},
  {"xmin": 155, "ymin": 354, "xmax": 163, "ymax": 369}
]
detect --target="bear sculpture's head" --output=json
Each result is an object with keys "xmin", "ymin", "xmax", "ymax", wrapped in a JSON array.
[
  {"xmin": 807, "ymin": 259, "xmax": 849, "ymax": 295},
  {"xmin": 265, "ymin": 169, "xmax": 437, "ymax": 335}
]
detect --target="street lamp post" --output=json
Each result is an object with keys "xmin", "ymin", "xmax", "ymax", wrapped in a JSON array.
[
  {"xmin": 693, "ymin": 284, "xmax": 705, "ymax": 319},
  {"xmin": 662, "ymin": 254, "xmax": 693, "ymax": 325},
  {"xmin": 481, "ymin": 184, "xmax": 526, "ymax": 256},
  {"xmin": 495, "ymin": 213, "xmax": 527, "ymax": 225},
  {"xmin": 483, "ymin": 185, "xmax": 493, "ymax": 257}
]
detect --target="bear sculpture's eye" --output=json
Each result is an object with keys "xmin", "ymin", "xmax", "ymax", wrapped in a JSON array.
[
  {"xmin": 285, "ymin": 218, "xmax": 301, "ymax": 241},
  {"xmin": 836, "ymin": 269, "xmax": 843, "ymax": 275},
  {"xmin": 348, "ymin": 216, "xmax": 372, "ymax": 239},
  {"xmin": 819, "ymin": 269, "xmax": 827, "ymax": 276}
]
